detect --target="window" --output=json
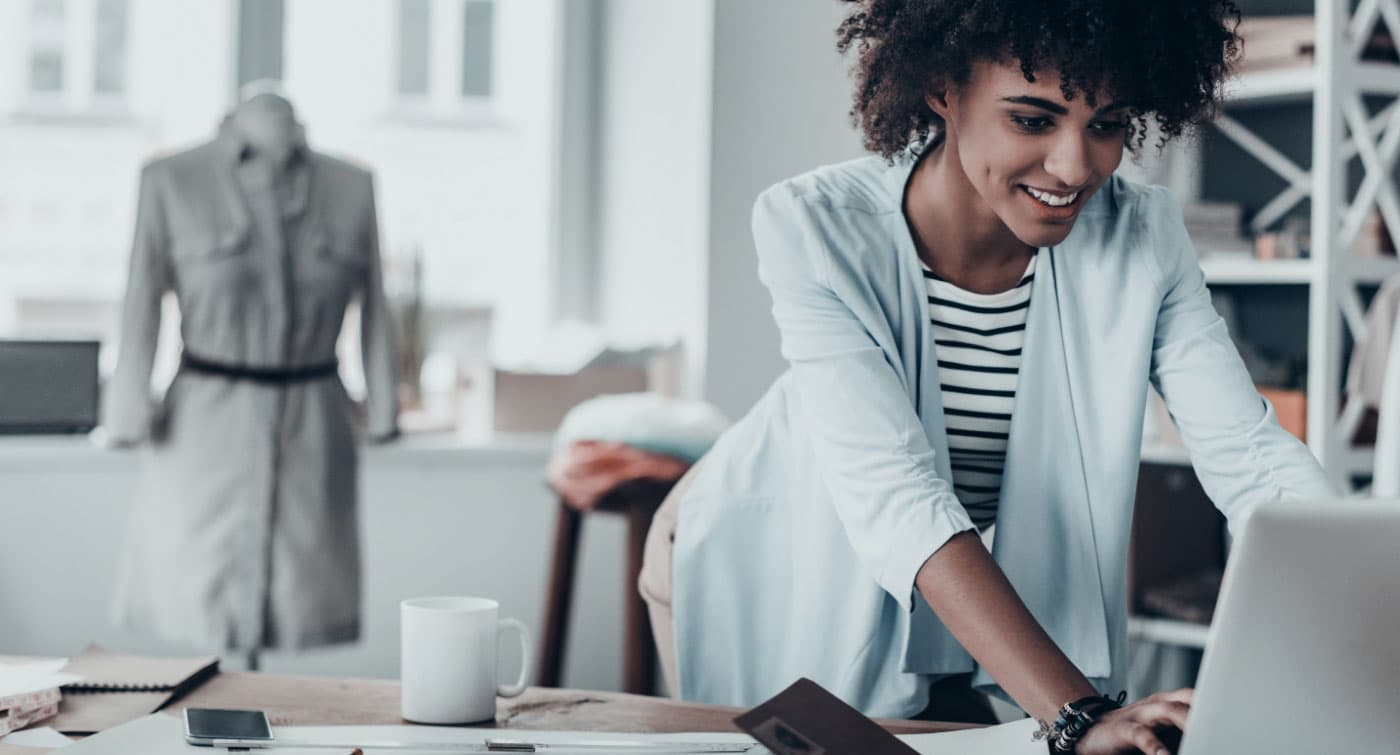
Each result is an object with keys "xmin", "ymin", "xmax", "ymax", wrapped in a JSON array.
[
  {"xmin": 394, "ymin": 0, "xmax": 496, "ymax": 115},
  {"xmin": 397, "ymin": 0, "xmax": 430, "ymax": 96},
  {"xmin": 93, "ymin": 0, "xmax": 128, "ymax": 94},
  {"xmin": 21, "ymin": 0, "xmax": 129, "ymax": 113},
  {"xmin": 2, "ymin": 0, "xmax": 581, "ymax": 437},
  {"xmin": 459, "ymin": 0, "xmax": 493, "ymax": 98},
  {"xmin": 236, "ymin": 0, "xmax": 285, "ymax": 91},
  {"xmin": 27, "ymin": 0, "xmax": 67, "ymax": 95}
]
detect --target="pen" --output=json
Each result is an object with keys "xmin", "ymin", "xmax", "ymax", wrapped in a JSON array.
[
  {"xmin": 485, "ymin": 740, "xmax": 753, "ymax": 753},
  {"xmin": 215, "ymin": 739, "xmax": 754, "ymax": 753}
]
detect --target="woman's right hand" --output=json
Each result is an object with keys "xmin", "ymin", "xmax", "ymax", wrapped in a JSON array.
[{"xmin": 1074, "ymin": 688, "xmax": 1193, "ymax": 755}]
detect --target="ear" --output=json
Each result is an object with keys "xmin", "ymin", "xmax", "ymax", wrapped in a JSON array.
[{"xmin": 924, "ymin": 84, "xmax": 952, "ymax": 121}]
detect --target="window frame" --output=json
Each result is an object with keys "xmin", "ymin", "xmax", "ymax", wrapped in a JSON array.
[
  {"xmin": 389, "ymin": 0, "xmax": 499, "ymax": 124},
  {"xmin": 19, "ymin": 0, "xmax": 130, "ymax": 119}
]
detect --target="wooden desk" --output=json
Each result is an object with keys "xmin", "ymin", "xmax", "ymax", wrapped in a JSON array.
[{"xmin": 0, "ymin": 672, "xmax": 966, "ymax": 753}]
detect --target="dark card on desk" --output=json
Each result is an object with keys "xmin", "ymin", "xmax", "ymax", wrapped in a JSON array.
[{"xmin": 733, "ymin": 677, "xmax": 919, "ymax": 755}]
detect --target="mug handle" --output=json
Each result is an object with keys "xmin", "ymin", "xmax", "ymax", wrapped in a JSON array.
[{"xmin": 496, "ymin": 618, "xmax": 531, "ymax": 698}]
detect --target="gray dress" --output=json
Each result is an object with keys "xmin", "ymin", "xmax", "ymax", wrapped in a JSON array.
[{"xmin": 104, "ymin": 120, "xmax": 398, "ymax": 651}]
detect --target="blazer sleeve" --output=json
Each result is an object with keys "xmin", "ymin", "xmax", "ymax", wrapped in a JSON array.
[
  {"xmin": 358, "ymin": 175, "xmax": 400, "ymax": 440},
  {"xmin": 1141, "ymin": 185, "xmax": 1338, "ymax": 530},
  {"xmin": 753, "ymin": 184, "xmax": 975, "ymax": 612},
  {"xmin": 103, "ymin": 163, "xmax": 172, "ymax": 444}
]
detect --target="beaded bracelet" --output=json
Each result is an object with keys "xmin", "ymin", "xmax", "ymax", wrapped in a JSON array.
[{"xmin": 1032, "ymin": 691, "xmax": 1127, "ymax": 754}]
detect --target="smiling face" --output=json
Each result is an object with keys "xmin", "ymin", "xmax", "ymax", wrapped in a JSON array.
[{"xmin": 929, "ymin": 59, "xmax": 1131, "ymax": 248}]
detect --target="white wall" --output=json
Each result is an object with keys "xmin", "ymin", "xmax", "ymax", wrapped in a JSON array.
[
  {"xmin": 593, "ymin": 0, "xmax": 865, "ymax": 415},
  {"xmin": 594, "ymin": 0, "xmax": 715, "ymax": 398},
  {"xmin": 283, "ymin": 0, "xmax": 561, "ymax": 360},
  {"xmin": 0, "ymin": 440, "xmax": 631, "ymax": 692},
  {"xmin": 700, "ymin": 0, "xmax": 865, "ymax": 418}
]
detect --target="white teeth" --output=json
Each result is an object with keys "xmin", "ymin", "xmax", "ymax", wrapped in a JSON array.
[{"xmin": 1024, "ymin": 186, "xmax": 1079, "ymax": 207}]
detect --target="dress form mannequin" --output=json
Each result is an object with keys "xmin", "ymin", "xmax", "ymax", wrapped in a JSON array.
[
  {"xmin": 232, "ymin": 92, "xmax": 300, "ymax": 170},
  {"xmin": 107, "ymin": 78, "xmax": 399, "ymax": 665}
]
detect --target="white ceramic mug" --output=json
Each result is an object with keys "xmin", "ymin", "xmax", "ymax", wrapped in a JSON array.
[{"xmin": 400, "ymin": 596, "xmax": 532, "ymax": 724}]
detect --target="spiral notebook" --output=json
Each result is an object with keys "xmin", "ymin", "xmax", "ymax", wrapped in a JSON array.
[
  {"xmin": 59, "ymin": 645, "xmax": 219, "ymax": 694},
  {"xmin": 46, "ymin": 645, "xmax": 220, "ymax": 734}
]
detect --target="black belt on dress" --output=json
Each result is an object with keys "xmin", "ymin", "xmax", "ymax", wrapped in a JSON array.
[{"xmin": 179, "ymin": 351, "xmax": 340, "ymax": 384}]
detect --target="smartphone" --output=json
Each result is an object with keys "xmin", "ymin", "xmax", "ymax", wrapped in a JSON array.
[{"xmin": 183, "ymin": 708, "xmax": 275, "ymax": 747}]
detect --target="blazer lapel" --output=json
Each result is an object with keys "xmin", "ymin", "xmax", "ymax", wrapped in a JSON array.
[
  {"xmin": 880, "ymin": 148, "xmax": 956, "ymax": 483},
  {"xmin": 911, "ymin": 247, "xmax": 953, "ymax": 483},
  {"xmin": 990, "ymin": 246, "xmax": 1112, "ymax": 679}
]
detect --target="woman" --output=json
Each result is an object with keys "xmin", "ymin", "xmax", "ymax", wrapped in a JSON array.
[{"xmin": 639, "ymin": 1, "xmax": 1337, "ymax": 753}]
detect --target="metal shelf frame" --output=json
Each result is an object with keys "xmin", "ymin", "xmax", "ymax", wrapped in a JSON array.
[
  {"xmin": 1203, "ymin": 0, "xmax": 1400, "ymax": 490},
  {"xmin": 1132, "ymin": 1, "xmax": 1400, "ymax": 650}
]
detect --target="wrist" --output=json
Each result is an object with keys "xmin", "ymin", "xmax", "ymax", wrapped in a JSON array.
[{"xmin": 1033, "ymin": 691, "xmax": 1126, "ymax": 754}]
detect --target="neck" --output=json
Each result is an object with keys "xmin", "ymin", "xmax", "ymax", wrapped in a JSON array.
[
  {"xmin": 904, "ymin": 132, "xmax": 1034, "ymax": 293},
  {"xmin": 232, "ymin": 100, "xmax": 298, "ymax": 166}
]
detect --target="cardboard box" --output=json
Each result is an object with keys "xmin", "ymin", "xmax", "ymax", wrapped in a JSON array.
[
  {"xmin": 1258, "ymin": 387, "xmax": 1306, "ymax": 442},
  {"xmin": 492, "ymin": 346, "xmax": 680, "ymax": 433}
]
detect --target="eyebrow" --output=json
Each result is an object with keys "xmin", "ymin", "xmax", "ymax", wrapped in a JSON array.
[{"xmin": 1000, "ymin": 96, "xmax": 1129, "ymax": 116}]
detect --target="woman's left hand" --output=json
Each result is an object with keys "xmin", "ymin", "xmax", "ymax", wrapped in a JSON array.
[{"xmin": 1073, "ymin": 688, "xmax": 1193, "ymax": 755}]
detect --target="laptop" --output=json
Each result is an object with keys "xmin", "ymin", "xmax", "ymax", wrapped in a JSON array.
[
  {"xmin": 0, "ymin": 339, "xmax": 100, "ymax": 434},
  {"xmin": 1179, "ymin": 498, "xmax": 1400, "ymax": 754}
]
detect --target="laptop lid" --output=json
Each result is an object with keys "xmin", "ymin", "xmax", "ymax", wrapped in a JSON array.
[
  {"xmin": 0, "ymin": 339, "xmax": 100, "ymax": 433},
  {"xmin": 1179, "ymin": 498, "xmax": 1400, "ymax": 754}
]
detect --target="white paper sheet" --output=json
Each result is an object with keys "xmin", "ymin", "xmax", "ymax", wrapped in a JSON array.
[
  {"xmin": 276, "ymin": 723, "xmax": 760, "ymax": 753},
  {"xmin": 900, "ymin": 717, "xmax": 1046, "ymax": 754},
  {"xmin": 59, "ymin": 714, "xmax": 353, "ymax": 755},
  {"xmin": 0, "ymin": 659, "xmax": 82, "ymax": 698},
  {"xmin": 58, "ymin": 714, "xmax": 757, "ymax": 755},
  {"xmin": 61, "ymin": 710, "xmax": 1044, "ymax": 755},
  {"xmin": 0, "ymin": 726, "xmax": 75, "ymax": 748}
]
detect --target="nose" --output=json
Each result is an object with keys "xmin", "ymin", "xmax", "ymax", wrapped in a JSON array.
[{"xmin": 1043, "ymin": 132, "xmax": 1093, "ymax": 189}]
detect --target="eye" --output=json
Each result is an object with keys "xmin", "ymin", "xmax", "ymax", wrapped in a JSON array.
[
  {"xmin": 1011, "ymin": 115, "xmax": 1052, "ymax": 132},
  {"xmin": 1091, "ymin": 119, "xmax": 1129, "ymax": 135}
]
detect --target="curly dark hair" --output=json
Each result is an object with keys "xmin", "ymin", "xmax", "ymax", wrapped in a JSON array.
[{"xmin": 836, "ymin": 0, "xmax": 1243, "ymax": 158}]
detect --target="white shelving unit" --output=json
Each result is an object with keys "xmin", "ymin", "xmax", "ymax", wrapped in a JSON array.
[
  {"xmin": 1142, "ymin": 0, "xmax": 1400, "ymax": 489},
  {"xmin": 1141, "ymin": 439, "xmax": 1376, "ymax": 476},
  {"xmin": 1134, "ymin": 0, "xmax": 1400, "ymax": 648},
  {"xmin": 1127, "ymin": 616, "xmax": 1211, "ymax": 650},
  {"xmin": 1197, "ymin": 254, "xmax": 1400, "ymax": 285}
]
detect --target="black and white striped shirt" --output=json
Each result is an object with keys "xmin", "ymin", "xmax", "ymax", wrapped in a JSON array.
[{"xmin": 923, "ymin": 254, "xmax": 1036, "ymax": 531}]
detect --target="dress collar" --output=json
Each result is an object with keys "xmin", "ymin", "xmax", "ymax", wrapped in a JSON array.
[{"xmin": 216, "ymin": 113, "xmax": 310, "ymax": 167}]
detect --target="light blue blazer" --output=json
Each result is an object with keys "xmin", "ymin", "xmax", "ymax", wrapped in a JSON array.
[{"xmin": 671, "ymin": 150, "xmax": 1337, "ymax": 718}]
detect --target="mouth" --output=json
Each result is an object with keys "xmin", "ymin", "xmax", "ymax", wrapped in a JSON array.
[{"xmin": 1018, "ymin": 184, "xmax": 1088, "ymax": 220}]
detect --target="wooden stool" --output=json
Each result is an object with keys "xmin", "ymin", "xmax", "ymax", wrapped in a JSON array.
[{"xmin": 537, "ymin": 476, "xmax": 677, "ymax": 695}]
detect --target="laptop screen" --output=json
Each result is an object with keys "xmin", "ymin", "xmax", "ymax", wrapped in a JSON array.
[{"xmin": 0, "ymin": 340, "xmax": 100, "ymax": 432}]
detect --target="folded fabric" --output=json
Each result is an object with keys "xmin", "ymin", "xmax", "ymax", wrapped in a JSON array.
[
  {"xmin": 547, "ymin": 440, "xmax": 691, "ymax": 511},
  {"xmin": 552, "ymin": 393, "xmax": 729, "ymax": 464}
]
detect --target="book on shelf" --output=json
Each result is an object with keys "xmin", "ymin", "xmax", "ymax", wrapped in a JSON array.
[{"xmin": 1235, "ymin": 15, "xmax": 1398, "ymax": 74}]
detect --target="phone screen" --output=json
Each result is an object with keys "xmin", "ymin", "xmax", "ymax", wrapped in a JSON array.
[{"xmin": 184, "ymin": 708, "xmax": 274, "ymax": 742}]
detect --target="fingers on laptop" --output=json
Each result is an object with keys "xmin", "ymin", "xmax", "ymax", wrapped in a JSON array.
[
  {"xmin": 1123, "ymin": 722, "xmax": 1171, "ymax": 755},
  {"xmin": 1152, "ymin": 687, "xmax": 1194, "ymax": 706},
  {"xmin": 1139, "ymin": 700, "xmax": 1191, "ymax": 731}
]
